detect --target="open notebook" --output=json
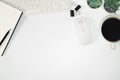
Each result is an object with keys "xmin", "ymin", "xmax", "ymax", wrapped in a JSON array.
[{"xmin": 0, "ymin": 1, "xmax": 22, "ymax": 56}]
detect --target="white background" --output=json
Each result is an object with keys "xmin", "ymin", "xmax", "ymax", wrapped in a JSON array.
[{"xmin": 0, "ymin": 0, "xmax": 120, "ymax": 80}]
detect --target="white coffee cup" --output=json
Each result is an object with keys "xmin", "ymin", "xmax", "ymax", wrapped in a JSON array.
[{"xmin": 100, "ymin": 14, "xmax": 120, "ymax": 50}]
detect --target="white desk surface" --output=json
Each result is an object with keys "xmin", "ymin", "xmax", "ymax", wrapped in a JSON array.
[{"xmin": 0, "ymin": 0, "xmax": 120, "ymax": 80}]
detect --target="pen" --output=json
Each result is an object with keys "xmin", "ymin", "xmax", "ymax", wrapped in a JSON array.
[{"xmin": 0, "ymin": 29, "xmax": 11, "ymax": 46}]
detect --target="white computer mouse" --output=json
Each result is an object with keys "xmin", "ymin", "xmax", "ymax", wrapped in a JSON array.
[{"xmin": 74, "ymin": 17, "xmax": 98, "ymax": 45}]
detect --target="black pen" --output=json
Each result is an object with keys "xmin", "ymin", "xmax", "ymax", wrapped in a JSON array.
[{"xmin": 0, "ymin": 29, "xmax": 11, "ymax": 46}]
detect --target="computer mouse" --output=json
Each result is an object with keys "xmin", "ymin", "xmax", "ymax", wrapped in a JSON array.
[{"xmin": 74, "ymin": 17, "xmax": 98, "ymax": 45}]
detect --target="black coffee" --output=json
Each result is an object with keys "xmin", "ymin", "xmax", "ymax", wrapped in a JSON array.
[{"xmin": 102, "ymin": 18, "xmax": 120, "ymax": 42}]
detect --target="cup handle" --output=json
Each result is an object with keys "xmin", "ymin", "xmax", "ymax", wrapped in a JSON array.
[{"xmin": 110, "ymin": 43, "xmax": 116, "ymax": 50}]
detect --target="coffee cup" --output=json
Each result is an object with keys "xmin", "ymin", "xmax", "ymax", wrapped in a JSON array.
[{"xmin": 101, "ymin": 14, "xmax": 120, "ymax": 50}]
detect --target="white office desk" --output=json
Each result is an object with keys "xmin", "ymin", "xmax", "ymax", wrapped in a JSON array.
[{"xmin": 0, "ymin": 5, "xmax": 120, "ymax": 80}]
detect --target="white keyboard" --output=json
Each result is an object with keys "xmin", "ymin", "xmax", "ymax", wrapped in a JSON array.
[{"xmin": 1, "ymin": 0, "xmax": 71, "ymax": 13}]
